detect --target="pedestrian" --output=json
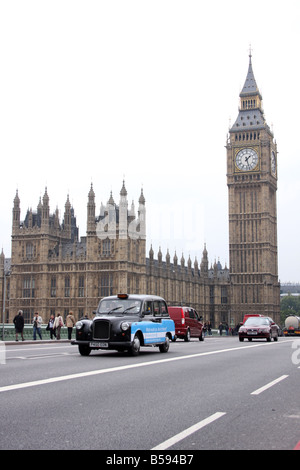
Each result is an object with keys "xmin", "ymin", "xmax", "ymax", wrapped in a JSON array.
[
  {"xmin": 207, "ymin": 321, "xmax": 212, "ymax": 336},
  {"xmin": 33, "ymin": 312, "xmax": 43, "ymax": 340},
  {"xmin": 46, "ymin": 314, "xmax": 56, "ymax": 339},
  {"xmin": 219, "ymin": 322, "xmax": 223, "ymax": 336},
  {"xmin": 66, "ymin": 311, "xmax": 76, "ymax": 340},
  {"xmin": 225, "ymin": 322, "xmax": 229, "ymax": 336},
  {"xmin": 80, "ymin": 313, "xmax": 89, "ymax": 320},
  {"xmin": 54, "ymin": 313, "xmax": 64, "ymax": 340},
  {"xmin": 13, "ymin": 310, "xmax": 25, "ymax": 341}
]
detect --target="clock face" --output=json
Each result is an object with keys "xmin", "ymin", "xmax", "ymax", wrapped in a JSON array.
[
  {"xmin": 271, "ymin": 150, "xmax": 276, "ymax": 175},
  {"xmin": 235, "ymin": 148, "xmax": 259, "ymax": 171}
]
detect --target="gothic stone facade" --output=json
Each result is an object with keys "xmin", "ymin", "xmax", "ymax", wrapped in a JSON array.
[
  {"xmin": 1, "ymin": 182, "xmax": 230, "ymax": 327},
  {"xmin": 1, "ymin": 55, "xmax": 280, "ymax": 327}
]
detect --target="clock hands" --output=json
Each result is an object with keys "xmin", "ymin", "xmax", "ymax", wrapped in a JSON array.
[{"xmin": 245, "ymin": 155, "xmax": 251, "ymax": 169}]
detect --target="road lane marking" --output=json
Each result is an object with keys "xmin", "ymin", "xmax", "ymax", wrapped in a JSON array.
[
  {"xmin": 151, "ymin": 412, "xmax": 226, "ymax": 450},
  {"xmin": 0, "ymin": 341, "xmax": 289, "ymax": 393},
  {"xmin": 6, "ymin": 352, "xmax": 78, "ymax": 361},
  {"xmin": 251, "ymin": 375, "xmax": 289, "ymax": 395}
]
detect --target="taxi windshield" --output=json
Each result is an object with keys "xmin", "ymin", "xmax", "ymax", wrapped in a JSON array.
[{"xmin": 98, "ymin": 299, "xmax": 142, "ymax": 315}]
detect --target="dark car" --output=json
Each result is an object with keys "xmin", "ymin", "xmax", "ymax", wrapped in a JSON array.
[
  {"xmin": 168, "ymin": 306, "xmax": 204, "ymax": 341},
  {"xmin": 239, "ymin": 316, "xmax": 279, "ymax": 342},
  {"xmin": 72, "ymin": 293, "xmax": 175, "ymax": 356}
]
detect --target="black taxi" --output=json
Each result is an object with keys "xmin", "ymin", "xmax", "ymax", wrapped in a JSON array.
[{"xmin": 71, "ymin": 294, "xmax": 175, "ymax": 356}]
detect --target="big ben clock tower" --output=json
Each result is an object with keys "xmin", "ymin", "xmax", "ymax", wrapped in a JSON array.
[{"xmin": 226, "ymin": 53, "xmax": 280, "ymax": 324}]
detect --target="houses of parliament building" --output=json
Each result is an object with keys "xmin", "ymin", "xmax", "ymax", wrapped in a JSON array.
[{"xmin": 0, "ymin": 55, "xmax": 280, "ymax": 327}]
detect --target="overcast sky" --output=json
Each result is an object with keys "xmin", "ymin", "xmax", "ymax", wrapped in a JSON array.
[{"xmin": 1, "ymin": 0, "xmax": 300, "ymax": 283}]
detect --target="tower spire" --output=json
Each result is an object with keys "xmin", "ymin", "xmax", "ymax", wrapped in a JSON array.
[
  {"xmin": 240, "ymin": 51, "xmax": 260, "ymax": 98},
  {"xmin": 230, "ymin": 53, "xmax": 265, "ymax": 133}
]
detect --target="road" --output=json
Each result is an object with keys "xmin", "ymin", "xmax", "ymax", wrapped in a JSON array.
[{"xmin": 0, "ymin": 336, "xmax": 299, "ymax": 452}]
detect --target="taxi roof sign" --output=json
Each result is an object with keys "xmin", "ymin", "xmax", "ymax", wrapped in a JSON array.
[{"xmin": 117, "ymin": 293, "xmax": 129, "ymax": 299}]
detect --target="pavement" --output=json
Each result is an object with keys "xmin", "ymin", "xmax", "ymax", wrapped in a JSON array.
[{"xmin": 2, "ymin": 339, "xmax": 72, "ymax": 345}]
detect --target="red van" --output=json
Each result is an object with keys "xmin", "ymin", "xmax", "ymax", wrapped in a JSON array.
[
  {"xmin": 168, "ymin": 307, "xmax": 204, "ymax": 342},
  {"xmin": 241, "ymin": 314, "xmax": 264, "ymax": 325}
]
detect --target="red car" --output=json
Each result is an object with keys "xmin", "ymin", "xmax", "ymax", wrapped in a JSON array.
[
  {"xmin": 239, "ymin": 316, "xmax": 279, "ymax": 342},
  {"xmin": 168, "ymin": 306, "xmax": 204, "ymax": 341}
]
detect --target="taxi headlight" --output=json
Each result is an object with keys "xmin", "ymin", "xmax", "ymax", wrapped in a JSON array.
[
  {"xmin": 76, "ymin": 321, "xmax": 84, "ymax": 330},
  {"xmin": 121, "ymin": 321, "xmax": 130, "ymax": 331}
]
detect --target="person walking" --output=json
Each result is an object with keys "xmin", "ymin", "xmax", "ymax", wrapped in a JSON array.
[
  {"xmin": 54, "ymin": 313, "xmax": 64, "ymax": 340},
  {"xmin": 33, "ymin": 312, "xmax": 43, "ymax": 340},
  {"xmin": 66, "ymin": 311, "xmax": 76, "ymax": 340},
  {"xmin": 13, "ymin": 310, "xmax": 25, "ymax": 341},
  {"xmin": 47, "ymin": 314, "xmax": 56, "ymax": 340}
]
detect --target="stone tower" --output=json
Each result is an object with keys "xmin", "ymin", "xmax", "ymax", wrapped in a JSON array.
[{"xmin": 226, "ymin": 53, "xmax": 280, "ymax": 324}]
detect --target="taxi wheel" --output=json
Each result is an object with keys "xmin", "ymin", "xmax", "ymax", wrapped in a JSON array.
[
  {"xmin": 129, "ymin": 335, "xmax": 141, "ymax": 356},
  {"xmin": 78, "ymin": 345, "xmax": 91, "ymax": 356},
  {"xmin": 159, "ymin": 336, "xmax": 170, "ymax": 353}
]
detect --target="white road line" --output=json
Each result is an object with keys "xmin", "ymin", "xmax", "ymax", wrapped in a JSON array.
[
  {"xmin": 0, "ymin": 341, "xmax": 289, "ymax": 393},
  {"xmin": 151, "ymin": 412, "xmax": 226, "ymax": 450},
  {"xmin": 251, "ymin": 375, "xmax": 289, "ymax": 395}
]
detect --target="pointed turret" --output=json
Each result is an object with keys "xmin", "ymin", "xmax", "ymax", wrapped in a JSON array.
[
  {"xmin": 108, "ymin": 191, "xmax": 115, "ymax": 207},
  {"xmin": 240, "ymin": 53, "xmax": 261, "ymax": 99},
  {"xmin": 137, "ymin": 188, "xmax": 146, "ymax": 240},
  {"xmin": 149, "ymin": 244, "xmax": 154, "ymax": 260},
  {"xmin": 139, "ymin": 188, "xmax": 145, "ymax": 205},
  {"xmin": 200, "ymin": 243, "xmax": 208, "ymax": 276},
  {"xmin": 41, "ymin": 187, "xmax": 50, "ymax": 228},
  {"xmin": 120, "ymin": 180, "xmax": 127, "ymax": 198},
  {"xmin": 181, "ymin": 253, "xmax": 185, "ymax": 268},
  {"xmin": 158, "ymin": 247, "xmax": 162, "ymax": 263},
  {"xmin": 12, "ymin": 190, "xmax": 21, "ymax": 233},
  {"xmin": 37, "ymin": 197, "xmax": 42, "ymax": 225},
  {"xmin": 230, "ymin": 53, "xmax": 268, "ymax": 134},
  {"xmin": 119, "ymin": 180, "xmax": 128, "ymax": 240},
  {"xmin": 0, "ymin": 248, "xmax": 4, "ymax": 268},
  {"xmin": 54, "ymin": 206, "xmax": 60, "ymax": 230},
  {"xmin": 64, "ymin": 195, "xmax": 72, "ymax": 237},
  {"xmin": 87, "ymin": 184, "xmax": 96, "ymax": 233}
]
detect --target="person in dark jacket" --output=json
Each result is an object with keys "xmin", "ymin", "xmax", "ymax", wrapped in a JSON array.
[{"xmin": 13, "ymin": 310, "xmax": 25, "ymax": 341}]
